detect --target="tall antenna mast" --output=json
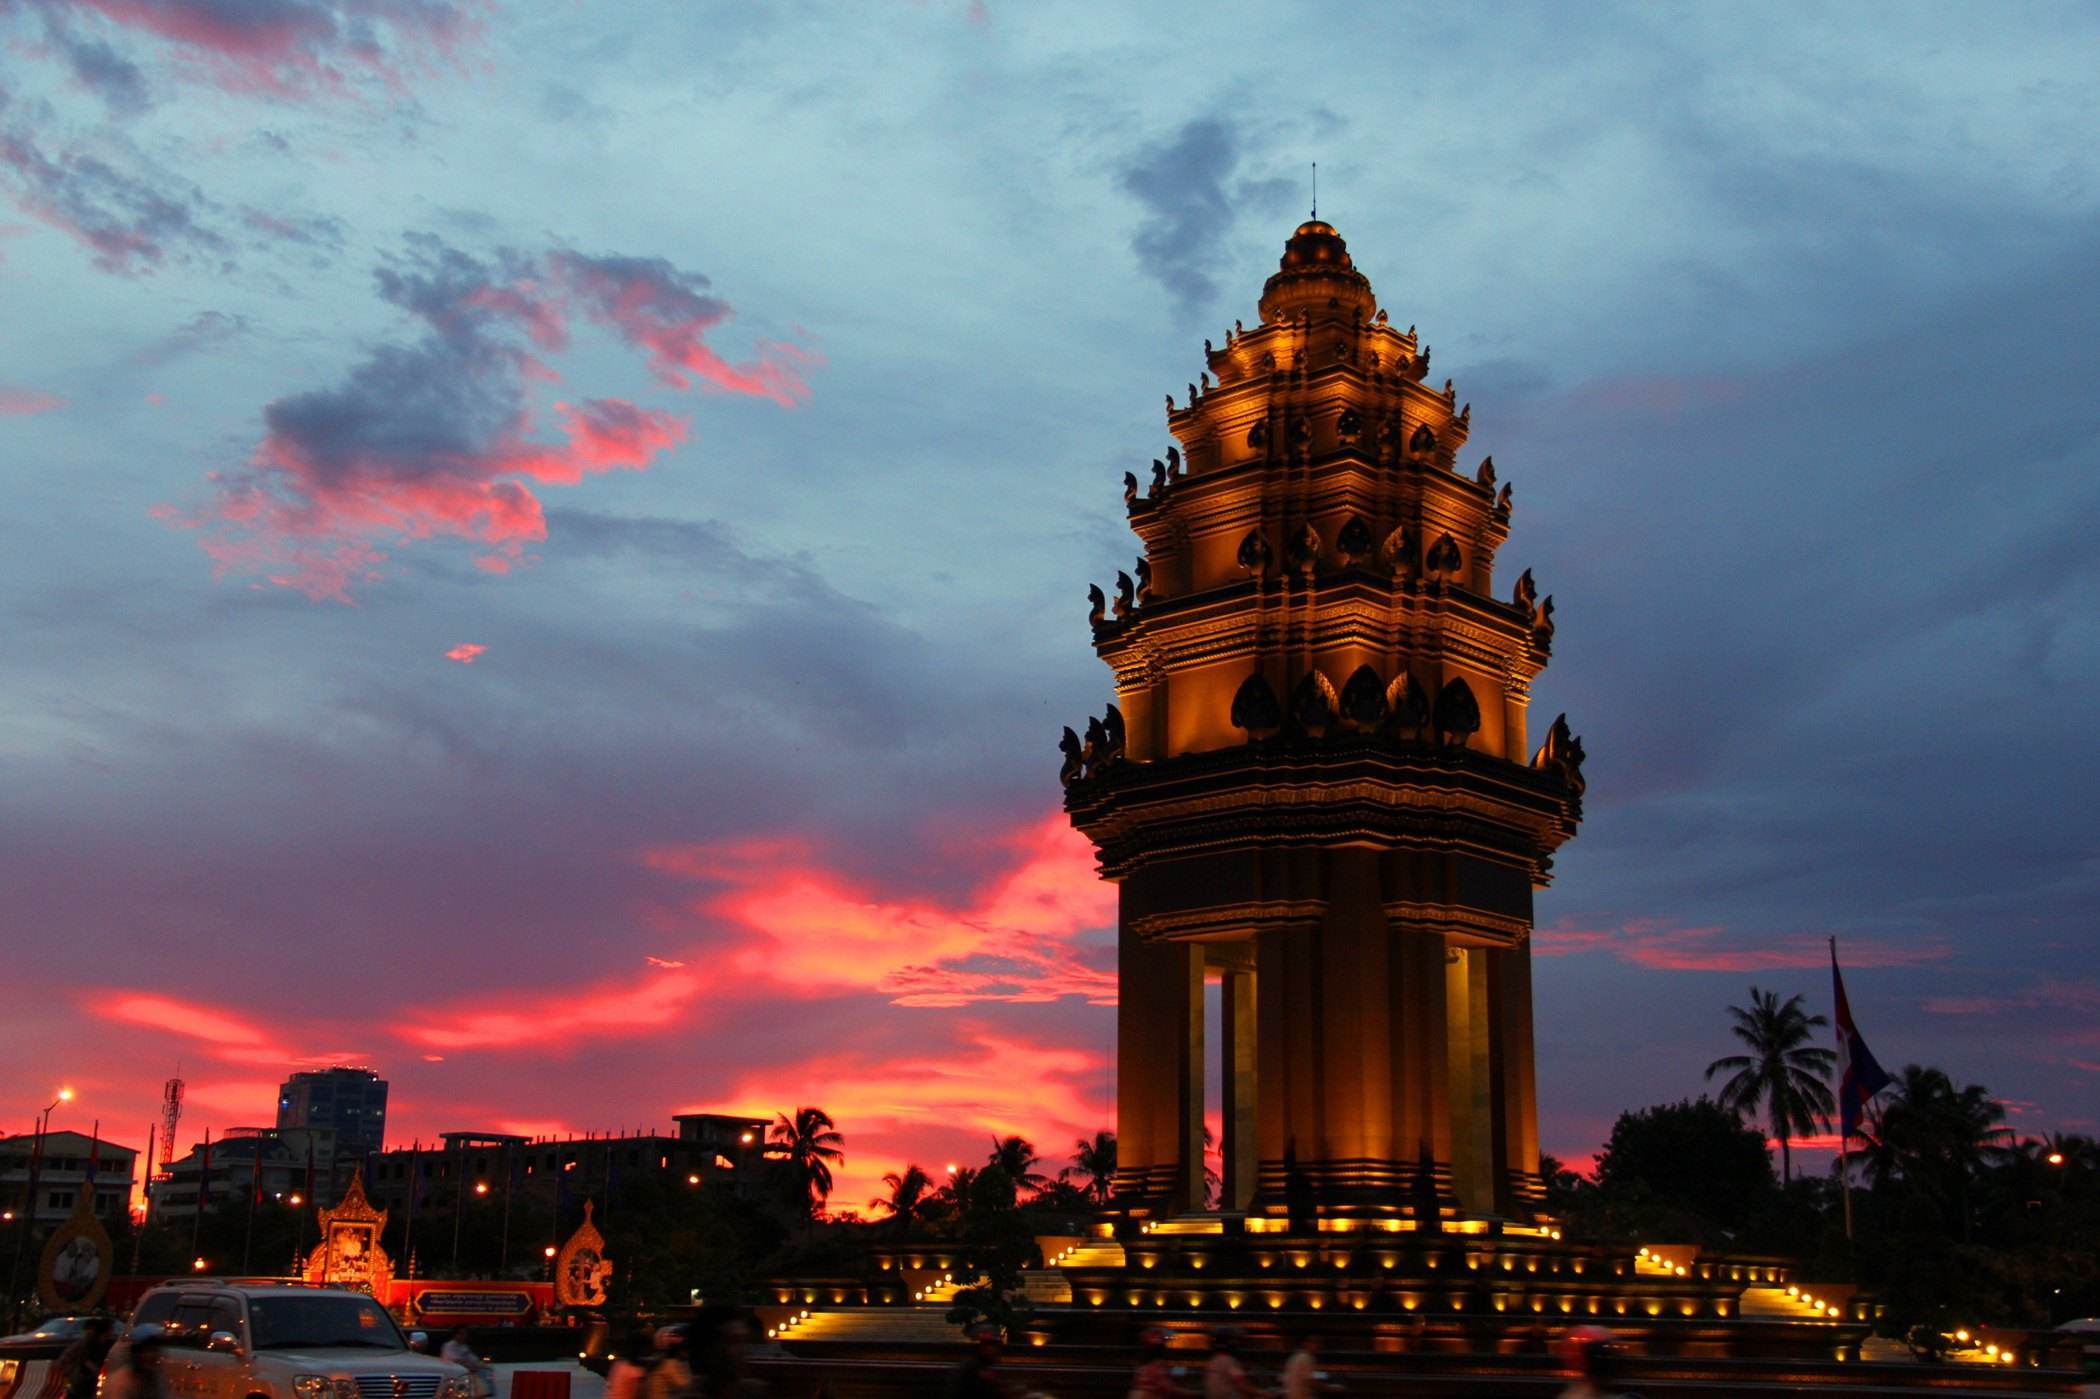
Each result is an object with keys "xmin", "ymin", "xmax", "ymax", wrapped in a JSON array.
[
  {"xmin": 160, "ymin": 1073, "xmax": 185, "ymax": 1185},
  {"xmin": 1311, "ymin": 162, "xmax": 1318, "ymax": 220}
]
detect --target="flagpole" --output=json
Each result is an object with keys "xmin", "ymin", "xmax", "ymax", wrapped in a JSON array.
[
  {"xmin": 242, "ymin": 1136, "xmax": 258, "ymax": 1274},
  {"xmin": 402, "ymin": 1139, "xmax": 418, "ymax": 1278},
  {"xmin": 1841, "ymin": 1135, "xmax": 1853, "ymax": 1241},
  {"xmin": 133, "ymin": 1117, "xmax": 154, "ymax": 1274},
  {"xmin": 191, "ymin": 1128, "xmax": 211, "ymax": 1260}
]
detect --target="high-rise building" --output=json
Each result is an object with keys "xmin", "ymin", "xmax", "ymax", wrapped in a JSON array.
[{"xmin": 277, "ymin": 1066, "xmax": 389, "ymax": 1160}]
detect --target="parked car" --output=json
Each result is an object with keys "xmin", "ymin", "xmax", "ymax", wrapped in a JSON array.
[
  {"xmin": 0, "ymin": 1317, "xmax": 100, "ymax": 1348},
  {"xmin": 106, "ymin": 1283, "xmax": 472, "ymax": 1399}
]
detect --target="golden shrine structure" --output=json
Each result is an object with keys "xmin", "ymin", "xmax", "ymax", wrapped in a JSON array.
[{"xmin": 1065, "ymin": 217, "xmax": 1581, "ymax": 1231}]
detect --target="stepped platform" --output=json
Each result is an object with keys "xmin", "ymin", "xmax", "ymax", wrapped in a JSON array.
[{"xmin": 751, "ymin": 1223, "xmax": 2087, "ymax": 1395}]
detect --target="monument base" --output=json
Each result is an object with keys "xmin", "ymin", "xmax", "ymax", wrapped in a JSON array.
[{"xmin": 756, "ymin": 1224, "xmax": 2085, "ymax": 1395}]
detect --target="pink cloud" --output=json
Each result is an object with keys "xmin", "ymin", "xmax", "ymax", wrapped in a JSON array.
[
  {"xmin": 0, "ymin": 385, "xmax": 66, "ymax": 416},
  {"xmin": 444, "ymin": 642, "xmax": 486, "ymax": 664},
  {"xmin": 69, "ymin": 0, "xmax": 481, "ymax": 99},
  {"xmin": 96, "ymin": 990, "xmax": 283, "ymax": 1055},
  {"xmin": 550, "ymin": 251, "xmax": 815, "ymax": 405},
  {"xmin": 1533, "ymin": 917, "xmax": 1950, "ymax": 972},
  {"xmin": 719, "ymin": 1027, "xmax": 1106, "ymax": 1209},
  {"xmin": 390, "ymin": 966, "xmax": 708, "ymax": 1051},
  {"xmin": 643, "ymin": 811, "xmax": 1115, "ymax": 1005}
]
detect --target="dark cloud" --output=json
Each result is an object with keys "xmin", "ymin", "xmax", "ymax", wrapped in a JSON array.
[
  {"xmin": 171, "ymin": 236, "xmax": 812, "ymax": 598},
  {"xmin": 1116, "ymin": 115, "xmax": 1299, "ymax": 314},
  {"xmin": 124, "ymin": 308, "xmax": 252, "ymax": 368},
  {"xmin": 24, "ymin": 0, "xmax": 478, "ymax": 99},
  {"xmin": 1119, "ymin": 116, "xmax": 1243, "ymax": 310},
  {"xmin": 43, "ymin": 22, "xmax": 153, "ymax": 115},
  {"xmin": 0, "ymin": 111, "xmax": 229, "ymax": 273}
]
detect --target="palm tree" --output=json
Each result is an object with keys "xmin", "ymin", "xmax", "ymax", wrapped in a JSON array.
[
  {"xmin": 870, "ymin": 1165, "xmax": 931, "ymax": 1236},
  {"xmin": 768, "ymin": 1106, "xmax": 845, "ymax": 1229},
  {"xmin": 1858, "ymin": 1065, "xmax": 2014, "ymax": 1240},
  {"xmin": 1704, "ymin": 986, "xmax": 1836, "ymax": 1182},
  {"xmin": 986, "ymin": 1135, "xmax": 1049, "ymax": 1198},
  {"xmin": 1062, "ymin": 1131, "xmax": 1117, "ymax": 1206},
  {"xmin": 935, "ymin": 1165, "xmax": 980, "ymax": 1222}
]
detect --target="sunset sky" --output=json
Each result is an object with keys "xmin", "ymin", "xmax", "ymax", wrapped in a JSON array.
[{"xmin": 3, "ymin": 2, "xmax": 2096, "ymax": 1209}]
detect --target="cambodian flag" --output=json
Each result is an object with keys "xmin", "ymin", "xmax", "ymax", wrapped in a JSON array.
[{"xmin": 1830, "ymin": 939, "xmax": 1893, "ymax": 1139}]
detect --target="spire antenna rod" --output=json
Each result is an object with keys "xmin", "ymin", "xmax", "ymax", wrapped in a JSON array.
[{"xmin": 1310, "ymin": 162, "xmax": 1318, "ymax": 220}]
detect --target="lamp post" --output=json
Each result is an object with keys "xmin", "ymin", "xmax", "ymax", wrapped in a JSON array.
[{"xmin": 5, "ymin": 1088, "xmax": 72, "ymax": 1332}]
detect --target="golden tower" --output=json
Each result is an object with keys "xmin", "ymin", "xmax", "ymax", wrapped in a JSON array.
[{"xmin": 1065, "ymin": 220, "xmax": 1585, "ymax": 1226}]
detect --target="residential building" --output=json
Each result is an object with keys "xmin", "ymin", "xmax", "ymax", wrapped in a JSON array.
[
  {"xmin": 363, "ymin": 1116, "xmax": 770, "ymax": 1215},
  {"xmin": 0, "ymin": 1129, "xmax": 139, "ymax": 1223},
  {"xmin": 149, "ymin": 1126, "xmax": 335, "ymax": 1221}
]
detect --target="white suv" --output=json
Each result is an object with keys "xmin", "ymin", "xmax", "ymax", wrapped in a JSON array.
[{"xmin": 122, "ymin": 1284, "xmax": 473, "ymax": 1399}]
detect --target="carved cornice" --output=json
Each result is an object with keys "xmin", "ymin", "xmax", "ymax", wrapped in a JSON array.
[
  {"xmin": 1095, "ymin": 581, "xmax": 1547, "ymax": 683},
  {"xmin": 1129, "ymin": 900, "xmax": 1329, "ymax": 943},
  {"xmin": 1067, "ymin": 738, "xmax": 1580, "ymax": 883},
  {"xmin": 1383, "ymin": 901, "xmax": 1534, "ymax": 947}
]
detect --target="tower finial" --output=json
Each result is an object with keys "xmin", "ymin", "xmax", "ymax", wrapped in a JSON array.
[{"xmin": 1310, "ymin": 161, "xmax": 1317, "ymax": 220}]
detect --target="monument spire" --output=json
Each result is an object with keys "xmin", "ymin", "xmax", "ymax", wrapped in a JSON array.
[{"xmin": 1064, "ymin": 219, "xmax": 1583, "ymax": 1226}]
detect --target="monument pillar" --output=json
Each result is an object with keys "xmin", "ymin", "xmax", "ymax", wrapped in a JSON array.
[
  {"xmin": 1489, "ymin": 940, "xmax": 1546, "ymax": 1213},
  {"xmin": 1219, "ymin": 963, "xmax": 1258, "ymax": 1213},
  {"xmin": 1114, "ymin": 924, "xmax": 1204, "ymax": 1214}
]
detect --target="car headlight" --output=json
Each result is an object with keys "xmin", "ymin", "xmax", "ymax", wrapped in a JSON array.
[
  {"xmin": 334, "ymin": 1381, "xmax": 360, "ymax": 1399},
  {"xmin": 438, "ymin": 1378, "xmax": 472, "ymax": 1399},
  {"xmin": 294, "ymin": 1377, "xmax": 331, "ymax": 1399}
]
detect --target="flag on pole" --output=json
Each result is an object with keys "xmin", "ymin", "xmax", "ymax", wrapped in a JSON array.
[{"xmin": 1831, "ymin": 938, "xmax": 1893, "ymax": 1138}]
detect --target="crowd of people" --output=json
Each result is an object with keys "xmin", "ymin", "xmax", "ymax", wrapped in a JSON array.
[{"xmin": 38, "ymin": 1305, "xmax": 1628, "ymax": 1399}]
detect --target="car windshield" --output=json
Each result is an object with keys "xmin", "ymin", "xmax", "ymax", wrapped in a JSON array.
[{"xmin": 248, "ymin": 1296, "xmax": 405, "ymax": 1351}]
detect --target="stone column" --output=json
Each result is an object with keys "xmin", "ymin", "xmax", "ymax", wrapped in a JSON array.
[
  {"xmin": 1220, "ymin": 965, "xmax": 1258, "ymax": 1213},
  {"xmin": 1116, "ymin": 922, "xmax": 1204, "ymax": 1215},
  {"xmin": 1256, "ymin": 924, "xmax": 1320, "ymax": 1207},
  {"xmin": 1444, "ymin": 945, "xmax": 1496, "ymax": 1215},
  {"xmin": 1317, "ymin": 849, "xmax": 1396, "ymax": 1196},
  {"xmin": 1388, "ymin": 928, "xmax": 1452, "ymax": 1217},
  {"xmin": 1488, "ymin": 939, "xmax": 1545, "ymax": 1215}
]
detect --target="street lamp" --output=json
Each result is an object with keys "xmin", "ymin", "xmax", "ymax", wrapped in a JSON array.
[
  {"xmin": 2046, "ymin": 1151, "xmax": 2065, "ymax": 1166},
  {"xmin": 7, "ymin": 1088, "xmax": 76, "ymax": 1331},
  {"xmin": 474, "ymin": 1182, "xmax": 489, "ymax": 1196},
  {"xmin": 192, "ymin": 1257, "xmax": 208, "ymax": 1272}
]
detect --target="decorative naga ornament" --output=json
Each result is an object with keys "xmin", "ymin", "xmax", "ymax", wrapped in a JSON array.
[
  {"xmin": 553, "ymin": 1200, "xmax": 612, "ymax": 1309},
  {"xmin": 37, "ymin": 1192, "xmax": 113, "ymax": 1311},
  {"xmin": 1061, "ymin": 220, "xmax": 1583, "ymax": 1224},
  {"xmin": 304, "ymin": 1167, "xmax": 393, "ymax": 1295}
]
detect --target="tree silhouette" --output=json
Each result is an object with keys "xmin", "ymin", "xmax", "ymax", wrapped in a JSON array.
[
  {"xmin": 869, "ymin": 1164, "xmax": 931, "ymax": 1236},
  {"xmin": 1857, "ymin": 1064, "xmax": 2014, "ymax": 1241},
  {"xmin": 986, "ymin": 1135, "xmax": 1048, "ymax": 1200},
  {"xmin": 768, "ymin": 1106, "xmax": 844, "ymax": 1231},
  {"xmin": 1704, "ymin": 986, "xmax": 1835, "ymax": 1181},
  {"xmin": 1062, "ymin": 1131, "xmax": 1117, "ymax": 1206}
]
